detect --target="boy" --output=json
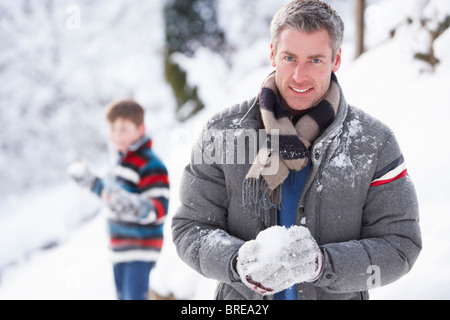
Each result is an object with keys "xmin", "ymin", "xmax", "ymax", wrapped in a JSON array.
[{"xmin": 68, "ymin": 99, "xmax": 169, "ymax": 300}]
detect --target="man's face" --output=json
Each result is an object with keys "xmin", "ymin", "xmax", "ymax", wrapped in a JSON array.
[
  {"xmin": 109, "ymin": 117, "xmax": 144, "ymax": 152},
  {"xmin": 270, "ymin": 28, "xmax": 341, "ymax": 111}
]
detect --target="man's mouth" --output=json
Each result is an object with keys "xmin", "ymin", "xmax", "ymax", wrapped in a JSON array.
[{"xmin": 291, "ymin": 87, "xmax": 312, "ymax": 93}]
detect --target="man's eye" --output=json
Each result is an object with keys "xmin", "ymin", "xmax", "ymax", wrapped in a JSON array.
[
  {"xmin": 312, "ymin": 58, "xmax": 321, "ymax": 64},
  {"xmin": 285, "ymin": 56, "xmax": 294, "ymax": 62}
]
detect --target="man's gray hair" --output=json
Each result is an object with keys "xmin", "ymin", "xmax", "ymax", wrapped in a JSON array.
[{"xmin": 271, "ymin": 0, "xmax": 344, "ymax": 58}]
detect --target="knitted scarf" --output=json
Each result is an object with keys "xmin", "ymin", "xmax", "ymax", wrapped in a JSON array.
[{"xmin": 242, "ymin": 72, "xmax": 341, "ymax": 226}]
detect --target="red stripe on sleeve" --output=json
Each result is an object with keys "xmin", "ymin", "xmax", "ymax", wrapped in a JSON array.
[
  {"xmin": 152, "ymin": 199, "xmax": 167, "ymax": 220},
  {"xmin": 370, "ymin": 169, "xmax": 407, "ymax": 187},
  {"xmin": 138, "ymin": 174, "xmax": 169, "ymax": 188},
  {"xmin": 125, "ymin": 154, "xmax": 146, "ymax": 168}
]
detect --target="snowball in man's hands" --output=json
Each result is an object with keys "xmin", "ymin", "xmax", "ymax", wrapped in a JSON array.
[
  {"xmin": 286, "ymin": 224, "xmax": 313, "ymax": 242},
  {"xmin": 237, "ymin": 226, "xmax": 289, "ymax": 279},
  {"xmin": 237, "ymin": 225, "xmax": 320, "ymax": 295},
  {"xmin": 237, "ymin": 239, "xmax": 258, "ymax": 264},
  {"xmin": 255, "ymin": 226, "xmax": 289, "ymax": 261}
]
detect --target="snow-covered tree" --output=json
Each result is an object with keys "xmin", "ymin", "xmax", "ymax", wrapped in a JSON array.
[{"xmin": 0, "ymin": 0, "xmax": 170, "ymax": 195}]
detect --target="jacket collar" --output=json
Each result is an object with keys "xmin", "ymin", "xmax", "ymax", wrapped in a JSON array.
[
  {"xmin": 130, "ymin": 135, "xmax": 151, "ymax": 152},
  {"xmin": 118, "ymin": 136, "xmax": 151, "ymax": 159},
  {"xmin": 240, "ymin": 97, "xmax": 263, "ymax": 129}
]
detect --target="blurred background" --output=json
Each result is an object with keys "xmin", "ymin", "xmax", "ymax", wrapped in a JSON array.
[{"xmin": 0, "ymin": 0, "xmax": 449, "ymax": 300}]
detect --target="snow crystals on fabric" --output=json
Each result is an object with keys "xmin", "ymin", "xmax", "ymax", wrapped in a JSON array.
[{"xmin": 324, "ymin": 116, "xmax": 376, "ymax": 188}]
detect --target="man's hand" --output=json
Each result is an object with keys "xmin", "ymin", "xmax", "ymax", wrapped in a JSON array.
[
  {"xmin": 236, "ymin": 226, "xmax": 324, "ymax": 296},
  {"xmin": 67, "ymin": 161, "xmax": 97, "ymax": 189},
  {"xmin": 236, "ymin": 238, "xmax": 281, "ymax": 295},
  {"xmin": 280, "ymin": 226, "xmax": 324, "ymax": 282}
]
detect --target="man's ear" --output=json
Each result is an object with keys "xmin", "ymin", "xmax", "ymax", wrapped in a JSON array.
[
  {"xmin": 270, "ymin": 43, "xmax": 276, "ymax": 67},
  {"xmin": 332, "ymin": 48, "xmax": 342, "ymax": 73}
]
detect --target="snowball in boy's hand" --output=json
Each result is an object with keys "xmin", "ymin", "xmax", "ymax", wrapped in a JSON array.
[
  {"xmin": 67, "ymin": 161, "xmax": 95, "ymax": 189},
  {"xmin": 67, "ymin": 161, "xmax": 89, "ymax": 177}
]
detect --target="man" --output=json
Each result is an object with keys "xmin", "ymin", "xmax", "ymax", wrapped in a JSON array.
[{"xmin": 172, "ymin": 0, "xmax": 421, "ymax": 300}]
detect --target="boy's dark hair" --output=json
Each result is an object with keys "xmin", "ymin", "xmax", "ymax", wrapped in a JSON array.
[{"xmin": 105, "ymin": 99, "xmax": 145, "ymax": 126}]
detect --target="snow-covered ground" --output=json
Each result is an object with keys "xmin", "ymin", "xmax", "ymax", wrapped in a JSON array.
[
  {"xmin": 1, "ymin": 0, "xmax": 450, "ymax": 300},
  {"xmin": 0, "ymin": 211, "xmax": 116, "ymax": 300}
]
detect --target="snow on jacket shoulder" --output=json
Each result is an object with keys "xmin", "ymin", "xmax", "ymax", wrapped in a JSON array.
[{"xmin": 172, "ymin": 95, "xmax": 422, "ymax": 300}]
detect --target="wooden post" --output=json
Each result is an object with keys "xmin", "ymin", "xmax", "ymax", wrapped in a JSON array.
[{"xmin": 354, "ymin": 0, "xmax": 365, "ymax": 59}]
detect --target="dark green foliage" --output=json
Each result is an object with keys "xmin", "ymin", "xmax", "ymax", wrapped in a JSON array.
[
  {"xmin": 164, "ymin": 50, "xmax": 204, "ymax": 122},
  {"xmin": 164, "ymin": 0, "xmax": 225, "ymax": 57},
  {"xmin": 163, "ymin": 0, "xmax": 227, "ymax": 121}
]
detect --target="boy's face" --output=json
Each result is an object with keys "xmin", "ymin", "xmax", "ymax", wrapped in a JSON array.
[{"xmin": 109, "ymin": 117, "xmax": 145, "ymax": 152}]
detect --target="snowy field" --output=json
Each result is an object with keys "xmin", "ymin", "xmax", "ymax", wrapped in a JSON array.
[{"xmin": 1, "ymin": 0, "xmax": 450, "ymax": 300}]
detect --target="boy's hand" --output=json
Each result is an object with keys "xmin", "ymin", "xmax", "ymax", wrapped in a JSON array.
[
  {"xmin": 67, "ymin": 161, "xmax": 97, "ymax": 189},
  {"xmin": 104, "ymin": 186, "xmax": 151, "ymax": 223}
]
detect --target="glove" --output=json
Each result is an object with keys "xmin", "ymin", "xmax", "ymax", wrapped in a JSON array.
[
  {"xmin": 103, "ymin": 185, "xmax": 154, "ymax": 223},
  {"xmin": 236, "ymin": 226, "xmax": 323, "ymax": 296},
  {"xmin": 279, "ymin": 226, "xmax": 323, "ymax": 282},
  {"xmin": 67, "ymin": 161, "xmax": 97, "ymax": 189},
  {"xmin": 236, "ymin": 238, "xmax": 282, "ymax": 295}
]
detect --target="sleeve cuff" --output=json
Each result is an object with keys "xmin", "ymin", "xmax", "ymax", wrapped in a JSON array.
[{"xmin": 310, "ymin": 248, "xmax": 337, "ymax": 287}]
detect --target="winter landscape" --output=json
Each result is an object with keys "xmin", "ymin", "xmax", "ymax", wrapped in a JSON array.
[{"xmin": 1, "ymin": 0, "xmax": 450, "ymax": 300}]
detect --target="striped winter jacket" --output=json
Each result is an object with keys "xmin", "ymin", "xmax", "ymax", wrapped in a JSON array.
[{"xmin": 92, "ymin": 136, "xmax": 169, "ymax": 263}]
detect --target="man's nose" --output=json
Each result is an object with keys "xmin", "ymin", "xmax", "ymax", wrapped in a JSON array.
[{"xmin": 293, "ymin": 63, "xmax": 309, "ymax": 83}]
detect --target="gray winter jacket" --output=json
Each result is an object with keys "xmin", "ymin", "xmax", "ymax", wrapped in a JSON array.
[{"xmin": 172, "ymin": 89, "xmax": 422, "ymax": 300}]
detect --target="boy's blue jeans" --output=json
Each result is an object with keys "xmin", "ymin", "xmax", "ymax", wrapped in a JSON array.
[{"xmin": 113, "ymin": 261, "xmax": 155, "ymax": 300}]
